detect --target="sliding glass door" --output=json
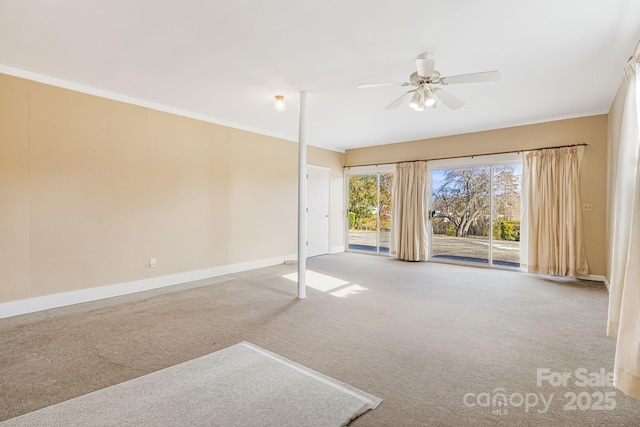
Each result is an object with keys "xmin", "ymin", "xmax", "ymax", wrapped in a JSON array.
[
  {"xmin": 347, "ymin": 168, "xmax": 393, "ymax": 254},
  {"xmin": 430, "ymin": 167, "xmax": 491, "ymax": 264},
  {"xmin": 428, "ymin": 155, "xmax": 522, "ymax": 268}
]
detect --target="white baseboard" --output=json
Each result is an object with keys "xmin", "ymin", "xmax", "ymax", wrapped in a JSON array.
[
  {"xmin": 330, "ymin": 245, "xmax": 345, "ymax": 254},
  {"xmin": 587, "ymin": 275, "xmax": 610, "ymax": 292},
  {"xmin": 0, "ymin": 253, "xmax": 296, "ymax": 320},
  {"xmin": 578, "ymin": 274, "xmax": 609, "ymax": 290}
]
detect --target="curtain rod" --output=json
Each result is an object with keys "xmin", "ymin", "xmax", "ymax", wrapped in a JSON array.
[{"xmin": 343, "ymin": 143, "xmax": 588, "ymax": 169}]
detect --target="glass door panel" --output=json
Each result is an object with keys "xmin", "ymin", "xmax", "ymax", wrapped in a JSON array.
[
  {"xmin": 430, "ymin": 167, "xmax": 491, "ymax": 265},
  {"xmin": 492, "ymin": 164, "xmax": 522, "ymax": 268},
  {"xmin": 348, "ymin": 174, "xmax": 379, "ymax": 253},
  {"xmin": 347, "ymin": 173, "xmax": 393, "ymax": 254},
  {"xmin": 378, "ymin": 173, "xmax": 393, "ymax": 254}
]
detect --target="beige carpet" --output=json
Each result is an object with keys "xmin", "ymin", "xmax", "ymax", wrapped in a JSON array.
[{"xmin": 1, "ymin": 252, "xmax": 640, "ymax": 426}]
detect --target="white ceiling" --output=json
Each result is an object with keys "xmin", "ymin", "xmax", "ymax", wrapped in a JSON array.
[{"xmin": 0, "ymin": 1, "xmax": 639, "ymax": 152}]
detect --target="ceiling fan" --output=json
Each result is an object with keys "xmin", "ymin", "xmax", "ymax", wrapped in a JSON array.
[{"xmin": 357, "ymin": 53, "xmax": 501, "ymax": 111}]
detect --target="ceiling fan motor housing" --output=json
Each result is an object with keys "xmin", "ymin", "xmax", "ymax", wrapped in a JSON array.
[{"xmin": 410, "ymin": 71, "xmax": 441, "ymax": 86}]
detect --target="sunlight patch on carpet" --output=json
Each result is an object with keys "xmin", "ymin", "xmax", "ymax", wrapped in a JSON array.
[{"xmin": 282, "ymin": 270, "xmax": 369, "ymax": 298}]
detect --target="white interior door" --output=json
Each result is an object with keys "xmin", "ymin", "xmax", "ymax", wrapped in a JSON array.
[{"xmin": 307, "ymin": 165, "xmax": 330, "ymax": 257}]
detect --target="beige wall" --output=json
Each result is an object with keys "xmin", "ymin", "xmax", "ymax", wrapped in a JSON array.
[
  {"xmin": 0, "ymin": 68, "xmax": 610, "ymax": 305},
  {"xmin": 0, "ymin": 73, "xmax": 344, "ymax": 304},
  {"xmin": 0, "ymin": 75, "xmax": 29, "ymax": 302},
  {"xmin": 345, "ymin": 116, "xmax": 608, "ymax": 276}
]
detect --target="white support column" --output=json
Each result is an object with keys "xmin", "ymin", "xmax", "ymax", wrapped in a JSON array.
[{"xmin": 297, "ymin": 91, "xmax": 307, "ymax": 299}]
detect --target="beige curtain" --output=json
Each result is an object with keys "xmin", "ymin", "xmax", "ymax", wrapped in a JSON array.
[
  {"xmin": 521, "ymin": 146, "xmax": 589, "ymax": 277},
  {"xmin": 609, "ymin": 51, "xmax": 640, "ymax": 400},
  {"xmin": 391, "ymin": 161, "xmax": 428, "ymax": 261}
]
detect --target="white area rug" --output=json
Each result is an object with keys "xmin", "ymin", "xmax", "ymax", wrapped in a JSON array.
[{"xmin": 1, "ymin": 342, "xmax": 382, "ymax": 426}]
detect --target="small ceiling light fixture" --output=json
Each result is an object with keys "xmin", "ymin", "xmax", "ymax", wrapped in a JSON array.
[{"xmin": 274, "ymin": 95, "xmax": 286, "ymax": 112}]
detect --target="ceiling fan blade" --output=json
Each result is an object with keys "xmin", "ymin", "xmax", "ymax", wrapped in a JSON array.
[
  {"xmin": 440, "ymin": 70, "xmax": 502, "ymax": 85},
  {"xmin": 357, "ymin": 82, "xmax": 409, "ymax": 89},
  {"xmin": 385, "ymin": 90, "xmax": 415, "ymax": 110},
  {"xmin": 434, "ymin": 89, "xmax": 465, "ymax": 110},
  {"xmin": 415, "ymin": 53, "xmax": 435, "ymax": 77}
]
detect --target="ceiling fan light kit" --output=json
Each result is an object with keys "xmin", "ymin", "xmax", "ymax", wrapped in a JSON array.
[
  {"xmin": 408, "ymin": 88, "xmax": 437, "ymax": 111},
  {"xmin": 358, "ymin": 52, "xmax": 501, "ymax": 111}
]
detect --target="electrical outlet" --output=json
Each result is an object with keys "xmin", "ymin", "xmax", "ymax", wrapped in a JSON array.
[
  {"xmin": 582, "ymin": 203, "xmax": 593, "ymax": 212},
  {"xmin": 150, "ymin": 258, "xmax": 157, "ymax": 268}
]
